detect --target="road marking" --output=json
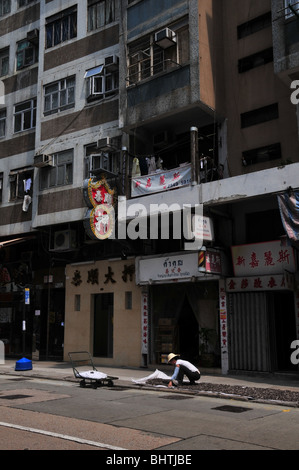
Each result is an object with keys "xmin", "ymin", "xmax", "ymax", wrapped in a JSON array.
[{"xmin": 0, "ymin": 421, "xmax": 127, "ymax": 450}]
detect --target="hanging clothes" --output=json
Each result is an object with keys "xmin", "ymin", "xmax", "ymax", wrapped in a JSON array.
[
  {"xmin": 132, "ymin": 157, "xmax": 141, "ymax": 177},
  {"xmin": 148, "ymin": 156, "xmax": 156, "ymax": 174},
  {"xmin": 138, "ymin": 156, "xmax": 148, "ymax": 175}
]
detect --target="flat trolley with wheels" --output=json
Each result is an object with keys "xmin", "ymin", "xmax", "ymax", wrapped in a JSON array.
[{"xmin": 68, "ymin": 351, "xmax": 118, "ymax": 388}]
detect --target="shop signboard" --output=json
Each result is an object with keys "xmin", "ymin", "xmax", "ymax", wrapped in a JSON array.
[
  {"xmin": 83, "ymin": 177, "xmax": 115, "ymax": 240},
  {"xmin": 226, "ymin": 272, "xmax": 294, "ymax": 292},
  {"xmin": 131, "ymin": 164, "xmax": 191, "ymax": 197},
  {"xmin": 231, "ymin": 240, "xmax": 296, "ymax": 277},
  {"xmin": 136, "ymin": 251, "xmax": 221, "ymax": 284},
  {"xmin": 141, "ymin": 292, "xmax": 148, "ymax": 354}
]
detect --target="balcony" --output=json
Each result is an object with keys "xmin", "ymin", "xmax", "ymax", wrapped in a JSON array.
[{"xmin": 272, "ymin": 0, "xmax": 299, "ymax": 84}]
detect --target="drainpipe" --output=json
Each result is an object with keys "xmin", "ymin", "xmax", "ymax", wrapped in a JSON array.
[
  {"xmin": 122, "ymin": 146, "xmax": 129, "ymax": 198},
  {"xmin": 190, "ymin": 127, "xmax": 199, "ymax": 185}
]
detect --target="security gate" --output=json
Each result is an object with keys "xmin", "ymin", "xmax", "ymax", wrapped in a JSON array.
[{"xmin": 228, "ymin": 292, "xmax": 271, "ymax": 372}]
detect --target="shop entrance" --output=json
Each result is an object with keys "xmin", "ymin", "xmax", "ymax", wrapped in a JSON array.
[
  {"xmin": 177, "ymin": 297, "xmax": 199, "ymax": 363},
  {"xmin": 269, "ymin": 292, "xmax": 297, "ymax": 371},
  {"xmin": 39, "ymin": 288, "xmax": 65, "ymax": 360},
  {"xmin": 93, "ymin": 293, "xmax": 113, "ymax": 358}
]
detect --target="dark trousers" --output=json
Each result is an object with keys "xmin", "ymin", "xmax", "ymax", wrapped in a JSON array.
[{"xmin": 177, "ymin": 366, "xmax": 200, "ymax": 383}]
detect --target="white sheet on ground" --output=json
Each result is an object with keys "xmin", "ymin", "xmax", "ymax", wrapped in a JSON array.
[
  {"xmin": 76, "ymin": 370, "xmax": 107, "ymax": 380},
  {"xmin": 132, "ymin": 369, "xmax": 170, "ymax": 385}
]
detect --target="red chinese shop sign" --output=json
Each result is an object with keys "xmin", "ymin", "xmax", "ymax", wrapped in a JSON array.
[
  {"xmin": 83, "ymin": 177, "xmax": 115, "ymax": 240},
  {"xmin": 227, "ymin": 240, "xmax": 295, "ymax": 293},
  {"xmin": 231, "ymin": 240, "xmax": 295, "ymax": 277}
]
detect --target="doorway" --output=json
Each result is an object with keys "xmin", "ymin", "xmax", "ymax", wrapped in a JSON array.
[
  {"xmin": 269, "ymin": 292, "xmax": 297, "ymax": 371},
  {"xmin": 177, "ymin": 297, "xmax": 199, "ymax": 363},
  {"xmin": 93, "ymin": 293, "xmax": 113, "ymax": 357},
  {"xmin": 39, "ymin": 288, "xmax": 65, "ymax": 360}
]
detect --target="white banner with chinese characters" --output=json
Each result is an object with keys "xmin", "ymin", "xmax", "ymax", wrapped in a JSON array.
[
  {"xmin": 219, "ymin": 279, "xmax": 229, "ymax": 374},
  {"xmin": 226, "ymin": 272, "xmax": 294, "ymax": 293},
  {"xmin": 141, "ymin": 292, "xmax": 149, "ymax": 354},
  {"xmin": 231, "ymin": 240, "xmax": 296, "ymax": 277},
  {"xmin": 131, "ymin": 164, "xmax": 191, "ymax": 197}
]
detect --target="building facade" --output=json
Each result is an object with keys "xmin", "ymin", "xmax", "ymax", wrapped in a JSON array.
[{"xmin": 0, "ymin": 0, "xmax": 298, "ymax": 374}]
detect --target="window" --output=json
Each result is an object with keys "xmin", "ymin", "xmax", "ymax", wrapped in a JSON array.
[
  {"xmin": 39, "ymin": 149, "xmax": 73, "ymax": 190},
  {"xmin": 237, "ymin": 12, "xmax": 272, "ymax": 39},
  {"xmin": 85, "ymin": 62, "xmax": 119, "ymax": 101},
  {"xmin": 84, "ymin": 142, "xmax": 119, "ymax": 178},
  {"xmin": 0, "ymin": 47, "xmax": 9, "ymax": 76},
  {"xmin": 284, "ymin": 0, "xmax": 299, "ymax": 19},
  {"xmin": 9, "ymin": 168, "xmax": 33, "ymax": 201},
  {"xmin": 125, "ymin": 291, "xmax": 132, "ymax": 310},
  {"xmin": 241, "ymin": 103, "xmax": 279, "ymax": 128},
  {"xmin": 0, "ymin": 0, "xmax": 10, "ymax": 17},
  {"xmin": 18, "ymin": 0, "xmax": 35, "ymax": 7},
  {"xmin": 74, "ymin": 294, "xmax": 81, "ymax": 311},
  {"xmin": 44, "ymin": 77, "xmax": 75, "ymax": 115},
  {"xmin": 127, "ymin": 29, "xmax": 179, "ymax": 85},
  {"xmin": 16, "ymin": 39, "xmax": 38, "ymax": 70},
  {"xmin": 238, "ymin": 48, "xmax": 273, "ymax": 73},
  {"xmin": 46, "ymin": 7, "xmax": 77, "ymax": 49},
  {"xmin": 242, "ymin": 143, "xmax": 281, "ymax": 166},
  {"xmin": 0, "ymin": 109, "xmax": 6, "ymax": 137},
  {"xmin": 14, "ymin": 99, "xmax": 36, "ymax": 133},
  {"xmin": 88, "ymin": 0, "xmax": 115, "ymax": 31}
]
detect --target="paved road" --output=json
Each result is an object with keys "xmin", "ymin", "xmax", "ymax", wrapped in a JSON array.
[{"xmin": 0, "ymin": 373, "xmax": 298, "ymax": 452}]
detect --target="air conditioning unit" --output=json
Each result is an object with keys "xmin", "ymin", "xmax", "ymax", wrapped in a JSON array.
[
  {"xmin": 154, "ymin": 28, "xmax": 176, "ymax": 48},
  {"xmin": 97, "ymin": 136, "xmax": 121, "ymax": 151},
  {"xmin": 27, "ymin": 29, "xmax": 39, "ymax": 45},
  {"xmin": 53, "ymin": 230, "xmax": 77, "ymax": 251},
  {"xmin": 34, "ymin": 154, "xmax": 53, "ymax": 168},
  {"xmin": 97, "ymin": 137, "xmax": 113, "ymax": 152},
  {"xmin": 104, "ymin": 55, "xmax": 119, "ymax": 71}
]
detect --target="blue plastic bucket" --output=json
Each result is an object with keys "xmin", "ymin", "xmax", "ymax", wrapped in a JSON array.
[{"xmin": 15, "ymin": 357, "xmax": 32, "ymax": 371}]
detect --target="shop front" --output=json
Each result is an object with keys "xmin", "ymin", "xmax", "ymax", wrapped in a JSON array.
[
  {"xmin": 225, "ymin": 240, "xmax": 299, "ymax": 373},
  {"xmin": 64, "ymin": 258, "xmax": 142, "ymax": 368},
  {"xmin": 136, "ymin": 250, "xmax": 224, "ymax": 369}
]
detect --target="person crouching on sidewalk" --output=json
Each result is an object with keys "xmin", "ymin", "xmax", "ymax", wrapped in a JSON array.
[{"xmin": 167, "ymin": 353, "xmax": 200, "ymax": 387}]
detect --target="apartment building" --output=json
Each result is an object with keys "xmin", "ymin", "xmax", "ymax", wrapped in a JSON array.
[{"xmin": 0, "ymin": 0, "xmax": 298, "ymax": 374}]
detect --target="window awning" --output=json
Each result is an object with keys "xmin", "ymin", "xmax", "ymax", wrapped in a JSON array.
[
  {"xmin": 84, "ymin": 65, "xmax": 104, "ymax": 78},
  {"xmin": 0, "ymin": 236, "xmax": 36, "ymax": 248}
]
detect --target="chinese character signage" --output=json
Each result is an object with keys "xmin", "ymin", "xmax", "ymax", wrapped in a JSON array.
[
  {"xmin": 226, "ymin": 273, "xmax": 294, "ymax": 292},
  {"xmin": 231, "ymin": 241, "xmax": 295, "ymax": 277},
  {"xmin": 137, "ymin": 251, "xmax": 222, "ymax": 284},
  {"xmin": 219, "ymin": 279, "xmax": 228, "ymax": 374},
  {"xmin": 141, "ymin": 292, "xmax": 148, "ymax": 354},
  {"xmin": 131, "ymin": 164, "xmax": 191, "ymax": 197},
  {"xmin": 83, "ymin": 177, "xmax": 115, "ymax": 240},
  {"xmin": 198, "ymin": 249, "xmax": 221, "ymax": 274}
]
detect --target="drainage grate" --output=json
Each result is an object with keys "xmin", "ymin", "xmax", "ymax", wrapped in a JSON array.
[
  {"xmin": 8, "ymin": 378, "xmax": 30, "ymax": 381},
  {"xmin": 159, "ymin": 395, "xmax": 194, "ymax": 400},
  {"xmin": 0, "ymin": 394, "xmax": 33, "ymax": 400},
  {"xmin": 213, "ymin": 405, "xmax": 252, "ymax": 413}
]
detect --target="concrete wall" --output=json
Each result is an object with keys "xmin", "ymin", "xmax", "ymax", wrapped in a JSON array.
[{"xmin": 64, "ymin": 258, "xmax": 143, "ymax": 368}]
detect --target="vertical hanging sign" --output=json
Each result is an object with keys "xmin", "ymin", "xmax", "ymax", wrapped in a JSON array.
[
  {"xmin": 219, "ymin": 279, "xmax": 228, "ymax": 374},
  {"xmin": 25, "ymin": 288, "xmax": 30, "ymax": 305},
  {"xmin": 141, "ymin": 292, "xmax": 148, "ymax": 354}
]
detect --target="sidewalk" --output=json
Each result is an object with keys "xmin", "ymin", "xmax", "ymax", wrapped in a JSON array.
[{"xmin": 0, "ymin": 358, "xmax": 299, "ymax": 393}]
